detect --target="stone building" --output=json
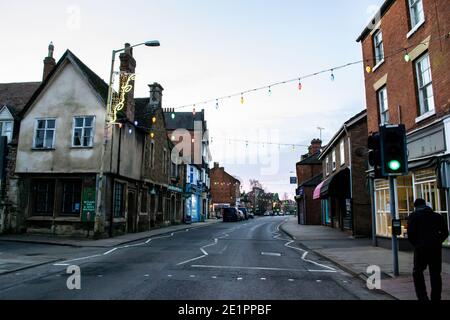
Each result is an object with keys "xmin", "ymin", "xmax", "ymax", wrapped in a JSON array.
[
  {"xmin": 357, "ymin": 0, "xmax": 449, "ymax": 247},
  {"xmin": 12, "ymin": 43, "xmax": 184, "ymax": 237}
]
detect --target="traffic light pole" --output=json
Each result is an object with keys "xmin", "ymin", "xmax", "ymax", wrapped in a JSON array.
[{"xmin": 389, "ymin": 175, "xmax": 400, "ymax": 276}]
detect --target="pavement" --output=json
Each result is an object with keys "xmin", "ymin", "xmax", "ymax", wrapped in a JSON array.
[
  {"xmin": 0, "ymin": 216, "xmax": 392, "ymax": 300},
  {"xmin": 280, "ymin": 216, "xmax": 450, "ymax": 300}
]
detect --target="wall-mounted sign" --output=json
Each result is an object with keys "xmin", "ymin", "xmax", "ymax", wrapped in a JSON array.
[
  {"xmin": 111, "ymin": 73, "xmax": 136, "ymax": 123},
  {"xmin": 290, "ymin": 177, "xmax": 297, "ymax": 185},
  {"xmin": 81, "ymin": 187, "xmax": 96, "ymax": 222}
]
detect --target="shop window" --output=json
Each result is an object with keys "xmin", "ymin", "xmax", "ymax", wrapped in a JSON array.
[
  {"xmin": 113, "ymin": 182, "xmax": 125, "ymax": 218},
  {"xmin": 374, "ymin": 175, "xmax": 413, "ymax": 238},
  {"xmin": 141, "ymin": 189, "xmax": 148, "ymax": 213},
  {"xmin": 61, "ymin": 180, "xmax": 82, "ymax": 216},
  {"xmin": 32, "ymin": 180, "xmax": 55, "ymax": 216},
  {"xmin": 414, "ymin": 168, "xmax": 447, "ymax": 215}
]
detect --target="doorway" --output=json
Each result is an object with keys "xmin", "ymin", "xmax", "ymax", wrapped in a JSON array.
[{"xmin": 127, "ymin": 191, "xmax": 137, "ymax": 233}]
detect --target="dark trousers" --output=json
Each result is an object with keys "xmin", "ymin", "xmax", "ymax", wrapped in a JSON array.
[{"xmin": 413, "ymin": 248, "xmax": 442, "ymax": 301}]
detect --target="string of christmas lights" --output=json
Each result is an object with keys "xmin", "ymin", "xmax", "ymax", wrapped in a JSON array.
[{"xmin": 159, "ymin": 31, "xmax": 448, "ymax": 112}]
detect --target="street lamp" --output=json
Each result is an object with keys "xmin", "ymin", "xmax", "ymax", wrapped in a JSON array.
[{"xmin": 97, "ymin": 40, "xmax": 160, "ymax": 237}]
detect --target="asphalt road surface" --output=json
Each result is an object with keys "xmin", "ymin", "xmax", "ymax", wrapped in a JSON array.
[{"xmin": 0, "ymin": 217, "xmax": 391, "ymax": 300}]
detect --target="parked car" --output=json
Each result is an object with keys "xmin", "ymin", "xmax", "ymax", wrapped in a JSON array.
[
  {"xmin": 263, "ymin": 211, "xmax": 270, "ymax": 216},
  {"xmin": 248, "ymin": 212, "xmax": 255, "ymax": 219},
  {"xmin": 237, "ymin": 210, "xmax": 245, "ymax": 221},
  {"xmin": 223, "ymin": 208, "xmax": 240, "ymax": 222},
  {"xmin": 238, "ymin": 207, "xmax": 249, "ymax": 220}
]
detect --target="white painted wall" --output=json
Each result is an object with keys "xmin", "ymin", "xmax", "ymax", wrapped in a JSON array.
[{"xmin": 16, "ymin": 61, "xmax": 106, "ymax": 173}]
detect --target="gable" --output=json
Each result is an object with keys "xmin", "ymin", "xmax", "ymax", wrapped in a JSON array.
[{"xmin": 0, "ymin": 106, "xmax": 14, "ymax": 120}]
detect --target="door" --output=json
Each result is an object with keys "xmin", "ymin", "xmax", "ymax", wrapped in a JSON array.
[{"xmin": 127, "ymin": 191, "xmax": 137, "ymax": 233}]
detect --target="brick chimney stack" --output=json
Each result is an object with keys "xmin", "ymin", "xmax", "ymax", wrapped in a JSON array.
[
  {"xmin": 148, "ymin": 82, "xmax": 164, "ymax": 109},
  {"xmin": 119, "ymin": 43, "xmax": 136, "ymax": 122},
  {"xmin": 43, "ymin": 42, "xmax": 56, "ymax": 81},
  {"xmin": 308, "ymin": 139, "xmax": 322, "ymax": 155}
]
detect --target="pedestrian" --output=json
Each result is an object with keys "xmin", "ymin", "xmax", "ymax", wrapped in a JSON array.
[{"xmin": 407, "ymin": 198, "xmax": 449, "ymax": 301}]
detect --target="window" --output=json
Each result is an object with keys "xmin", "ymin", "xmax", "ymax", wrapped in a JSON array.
[
  {"xmin": 325, "ymin": 157, "xmax": 330, "ymax": 176},
  {"xmin": 150, "ymin": 141, "xmax": 155, "ymax": 169},
  {"xmin": 408, "ymin": 0, "xmax": 424, "ymax": 29},
  {"xmin": 61, "ymin": 180, "xmax": 82, "ymax": 216},
  {"xmin": 163, "ymin": 149, "xmax": 167, "ymax": 174},
  {"xmin": 113, "ymin": 182, "xmax": 125, "ymax": 218},
  {"xmin": 340, "ymin": 141, "xmax": 345, "ymax": 166},
  {"xmin": 32, "ymin": 180, "xmax": 55, "ymax": 216},
  {"xmin": 373, "ymin": 30, "xmax": 384, "ymax": 65},
  {"xmin": 415, "ymin": 53, "xmax": 435, "ymax": 116},
  {"xmin": 73, "ymin": 116, "xmax": 94, "ymax": 147},
  {"xmin": 0, "ymin": 121, "xmax": 13, "ymax": 143},
  {"xmin": 141, "ymin": 189, "xmax": 148, "ymax": 213},
  {"xmin": 378, "ymin": 86, "xmax": 389, "ymax": 124},
  {"xmin": 34, "ymin": 119, "xmax": 56, "ymax": 149},
  {"xmin": 332, "ymin": 149, "xmax": 336, "ymax": 171}
]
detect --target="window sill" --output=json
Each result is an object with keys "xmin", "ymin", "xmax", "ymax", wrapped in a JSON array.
[
  {"xmin": 372, "ymin": 59, "xmax": 385, "ymax": 72},
  {"xmin": 31, "ymin": 148, "xmax": 55, "ymax": 151},
  {"xmin": 70, "ymin": 146, "xmax": 94, "ymax": 150},
  {"xmin": 407, "ymin": 19, "xmax": 425, "ymax": 39},
  {"xmin": 415, "ymin": 110, "xmax": 436, "ymax": 123}
]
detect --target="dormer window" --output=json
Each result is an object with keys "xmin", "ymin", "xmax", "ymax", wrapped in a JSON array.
[{"xmin": 0, "ymin": 106, "xmax": 15, "ymax": 143}]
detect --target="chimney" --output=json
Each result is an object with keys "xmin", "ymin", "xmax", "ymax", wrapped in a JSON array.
[
  {"xmin": 308, "ymin": 139, "xmax": 322, "ymax": 155},
  {"xmin": 214, "ymin": 162, "xmax": 219, "ymax": 169},
  {"xmin": 43, "ymin": 42, "xmax": 56, "ymax": 81},
  {"xmin": 149, "ymin": 82, "xmax": 164, "ymax": 108},
  {"xmin": 119, "ymin": 43, "xmax": 136, "ymax": 122}
]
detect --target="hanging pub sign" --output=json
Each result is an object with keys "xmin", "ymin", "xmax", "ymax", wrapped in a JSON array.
[
  {"xmin": 111, "ymin": 73, "xmax": 136, "ymax": 123},
  {"xmin": 81, "ymin": 187, "xmax": 96, "ymax": 222}
]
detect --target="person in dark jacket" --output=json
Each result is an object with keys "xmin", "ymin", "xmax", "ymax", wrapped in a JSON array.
[{"xmin": 407, "ymin": 198, "xmax": 449, "ymax": 301}]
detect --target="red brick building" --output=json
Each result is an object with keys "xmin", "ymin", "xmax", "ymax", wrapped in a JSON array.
[
  {"xmin": 210, "ymin": 163, "xmax": 240, "ymax": 213},
  {"xmin": 295, "ymin": 139, "xmax": 323, "ymax": 225},
  {"xmin": 357, "ymin": 0, "xmax": 450, "ymax": 246},
  {"xmin": 314, "ymin": 110, "xmax": 372, "ymax": 237}
]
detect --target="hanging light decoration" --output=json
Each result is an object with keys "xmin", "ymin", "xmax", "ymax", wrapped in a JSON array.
[
  {"xmin": 404, "ymin": 50, "xmax": 411, "ymax": 62},
  {"xmin": 152, "ymin": 116, "xmax": 156, "ymax": 124},
  {"xmin": 215, "ymin": 99, "xmax": 219, "ymax": 109},
  {"xmin": 330, "ymin": 69, "xmax": 335, "ymax": 81},
  {"xmin": 240, "ymin": 93, "xmax": 244, "ymax": 105},
  {"xmin": 193, "ymin": 106, "xmax": 196, "ymax": 116},
  {"xmin": 171, "ymin": 112, "xmax": 176, "ymax": 119},
  {"xmin": 366, "ymin": 66, "xmax": 372, "ymax": 73},
  {"xmin": 128, "ymin": 128, "xmax": 133, "ymax": 134},
  {"xmin": 298, "ymin": 79, "xmax": 302, "ymax": 91},
  {"xmin": 134, "ymin": 120, "xmax": 138, "ymax": 126},
  {"xmin": 150, "ymin": 132, "xmax": 155, "ymax": 139},
  {"xmin": 268, "ymin": 86, "xmax": 272, "ymax": 96}
]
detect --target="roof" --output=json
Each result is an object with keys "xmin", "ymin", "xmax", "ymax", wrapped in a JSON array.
[
  {"xmin": 299, "ymin": 173, "xmax": 323, "ymax": 188},
  {"xmin": 21, "ymin": 50, "xmax": 109, "ymax": 117},
  {"xmin": 0, "ymin": 82, "xmax": 41, "ymax": 119},
  {"xmin": 296, "ymin": 152, "xmax": 321, "ymax": 166},
  {"xmin": 211, "ymin": 165, "xmax": 240, "ymax": 184},
  {"xmin": 319, "ymin": 109, "xmax": 367, "ymax": 160},
  {"xmin": 356, "ymin": 0, "xmax": 395, "ymax": 42},
  {"xmin": 164, "ymin": 111, "xmax": 205, "ymax": 131}
]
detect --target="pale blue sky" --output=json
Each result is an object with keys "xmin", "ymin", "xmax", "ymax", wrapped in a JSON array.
[{"xmin": 1, "ymin": 0, "xmax": 384, "ymax": 198}]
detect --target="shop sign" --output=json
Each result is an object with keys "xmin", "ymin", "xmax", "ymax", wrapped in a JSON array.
[{"xmin": 81, "ymin": 187, "xmax": 96, "ymax": 222}]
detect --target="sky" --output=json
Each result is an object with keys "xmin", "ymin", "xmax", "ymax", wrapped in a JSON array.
[{"xmin": 0, "ymin": 0, "xmax": 384, "ymax": 199}]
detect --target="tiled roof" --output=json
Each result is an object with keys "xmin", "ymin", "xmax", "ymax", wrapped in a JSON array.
[
  {"xmin": 164, "ymin": 111, "xmax": 205, "ymax": 131},
  {"xmin": 296, "ymin": 152, "xmax": 321, "ymax": 166},
  {"xmin": 299, "ymin": 173, "xmax": 323, "ymax": 187},
  {"xmin": 0, "ymin": 82, "xmax": 41, "ymax": 118}
]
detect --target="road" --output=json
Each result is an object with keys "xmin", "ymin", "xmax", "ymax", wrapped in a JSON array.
[{"xmin": 0, "ymin": 217, "xmax": 391, "ymax": 300}]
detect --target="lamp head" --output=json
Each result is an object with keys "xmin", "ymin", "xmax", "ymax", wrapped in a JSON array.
[{"xmin": 145, "ymin": 40, "xmax": 160, "ymax": 47}]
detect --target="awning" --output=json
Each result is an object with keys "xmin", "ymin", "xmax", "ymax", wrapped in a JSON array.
[
  {"xmin": 313, "ymin": 181, "xmax": 325, "ymax": 200},
  {"xmin": 313, "ymin": 168, "xmax": 351, "ymax": 200}
]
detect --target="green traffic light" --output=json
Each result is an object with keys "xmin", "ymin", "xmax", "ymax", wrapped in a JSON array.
[{"xmin": 388, "ymin": 160, "xmax": 401, "ymax": 171}]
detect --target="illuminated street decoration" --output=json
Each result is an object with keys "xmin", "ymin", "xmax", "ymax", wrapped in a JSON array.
[{"xmin": 111, "ymin": 73, "xmax": 136, "ymax": 123}]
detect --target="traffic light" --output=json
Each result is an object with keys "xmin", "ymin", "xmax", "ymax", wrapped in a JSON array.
[
  {"xmin": 379, "ymin": 124, "xmax": 408, "ymax": 176},
  {"xmin": 368, "ymin": 132, "xmax": 383, "ymax": 179}
]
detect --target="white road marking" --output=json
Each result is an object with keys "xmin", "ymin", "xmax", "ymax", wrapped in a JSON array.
[
  {"xmin": 288, "ymin": 279, "xmax": 295, "ymax": 282},
  {"xmin": 212, "ymin": 276, "xmax": 217, "ymax": 279},
  {"xmin": 176, "ymin": 238, "xmax": 219, "ymax": 266},
  {"xmin": 261, "ymin": 252, "xmax": 282, "ymax": 257},
  {"xmin": 284, "ymin": 241, "xmax": 336, "ymax": 272},
  {"xmin": 167, "ymin": 275, "xmax": 173, "ymax": 277},
  {"xmin": 260, "ymin": 278, "xmax": 266, "ymax": 281},
  {"xmin": 316, "ymin": 280, "xmax": 322, "ymax": 283},
  {"xmin": 53, "ymin": 254, "xmax": 102, "ymax": 266},
  {"xmin": 103, "ymin": 248, "xmax": 118, "ymax": 255},
  {"xmin": 191, "ymin": 264, "xmax": 327, "ymax": 272},
  {"xmin": 190, "ymin": 275, "xmax": 196, "ymax": 278},
  {"xmin": 237, "ymin": 277, "xmax": 243, "ymax": 281},
  {"xmin": 144, "ymin": 274, "xmax": 150, "ymax": 277}
]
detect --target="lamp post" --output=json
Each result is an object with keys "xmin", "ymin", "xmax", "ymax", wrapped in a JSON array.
[{"xmin": 96, "ymin": 40, "xmax": 160, "ymax": 237}]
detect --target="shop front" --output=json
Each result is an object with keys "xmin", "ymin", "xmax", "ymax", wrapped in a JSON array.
[{"xmin": 371, "ymin": 118, "xmax": 450, "ymax": 248}]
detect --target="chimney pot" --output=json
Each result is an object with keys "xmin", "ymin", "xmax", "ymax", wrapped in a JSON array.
[{"xmin": 43, "ymin": 42, "xmax": 56, "ymax": 81}]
